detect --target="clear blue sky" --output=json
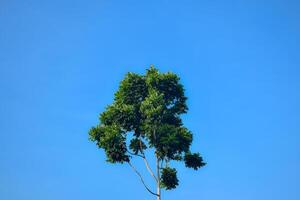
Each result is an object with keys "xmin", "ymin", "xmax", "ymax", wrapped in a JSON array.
[{"xmin": 1, "ymin": 0, "xmax": 299, "ymax": 200}]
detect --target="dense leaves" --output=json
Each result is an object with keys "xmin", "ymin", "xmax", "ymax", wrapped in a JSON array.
[
  {"xmin": 154, "ymin": 125, "xmax": 192, "ymax": 160},
  {"xmin": 161, "ymin": 167, "xmax": 179, "ymax": 190},
  {"xmin": 140, "ymin": 89, "xmax": 165, "ymax": 128},
  {"xmin": 129, "ymin": 138, "xmax": 147, "ymax": 155},
  {"xmin": 89, "ymin": 125, "xmax": 129, "ymax": 163},
  {"xmin": 184, "ymin": 152, "xmax": 206, "ymax": 170}
]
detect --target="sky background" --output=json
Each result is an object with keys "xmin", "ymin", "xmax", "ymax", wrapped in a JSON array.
[{"xmin": 1, "ymin": 0, "xmax": 300, "ymax": 200}]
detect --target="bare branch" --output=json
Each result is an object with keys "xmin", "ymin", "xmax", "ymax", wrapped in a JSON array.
[
  {"xmin": 128, "ymin": 162, "xmax": 158, "ymax": 197},
  {"xmin": 143, "ymin": 156, "xmax": 158, "ymax": 182},
  {"xmin": 139, "ymin": 139, "xmax": 158, "ymax": 182}
]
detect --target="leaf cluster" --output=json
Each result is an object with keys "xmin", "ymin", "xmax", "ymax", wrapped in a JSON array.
[{"xmin": 161, "ymin": 167, "xmax": 179, "ymax": 190}]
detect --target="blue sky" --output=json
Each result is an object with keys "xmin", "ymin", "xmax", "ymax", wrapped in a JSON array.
[{"xmin": 1, "ymin": 0, "xmax": 300, "ymax": 199}]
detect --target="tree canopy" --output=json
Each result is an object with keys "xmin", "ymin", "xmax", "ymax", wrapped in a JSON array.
[{"xmin": 89, "ymin": 66, "xmax": 206, "ymax": 199}]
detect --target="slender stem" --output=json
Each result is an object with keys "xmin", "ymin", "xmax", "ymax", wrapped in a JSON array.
[
  {"xmin": 139, "ymin": 139, "xmax": 158, "ymax": 182},
  {"xmin": 143, "ymin": 156, "xmax": 158, "ymax": 182},
  {"xmin": 128, "ymin": 162, "xmax": 159, "ymax": 197},
  {"xmin": 152, "ymin": 129, "xmax": 161, "ymax": 200}
]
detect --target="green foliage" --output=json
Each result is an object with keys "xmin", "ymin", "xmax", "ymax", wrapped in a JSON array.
[
  {"xmin": 184, "ymin": 152, "xmax": 206, "ymax": 170},
  {"xmin": 161, "ymin": 167, "xmax": 179, "ymax": 190},
  {"xmin": 89, "ymin": 125, "xmax": 129, "ymax": 163},
  {"xmin": 89, "ymin": 65, "xmax": 205, "ymax": 191},
  {"xmin": 141, "ymin": 90, "xmax": 164, "ymax": 120},
  {"xmin": 154, "ymin": 125, "xmax": 192, "ymax": 160},
  {"xmin": 129, "ymin": 138, "xmax": 147, "ymax": 155}
]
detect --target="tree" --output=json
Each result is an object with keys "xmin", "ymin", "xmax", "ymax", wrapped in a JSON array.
[{"xmin": 89, "ymin": 66, "xmax": 206, "ymax": 200}]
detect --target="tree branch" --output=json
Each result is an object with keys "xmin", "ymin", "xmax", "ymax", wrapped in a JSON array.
[
  {"xmin": 127, "ymin": 150, "xmax": 144, "ymax": 158},
  {"xmin": 128, "ymin": 162, "xmax": 159, "ymax": 197},
  {"xmin": 143, "ymin": 155, "xmax": 159, "ymax": 183},
  {"xmin": 139, "ymin": 139, "xmax": 158, "ymax": 183}
]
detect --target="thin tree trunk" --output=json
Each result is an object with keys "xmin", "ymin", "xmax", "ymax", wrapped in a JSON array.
[
  {"xmin": 156, "ymin": 155, "xmax": 161, "ymax": 200},
  {"xmin": 153, "ymin": 129, "xmax": 161, "ymax": 200}
]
